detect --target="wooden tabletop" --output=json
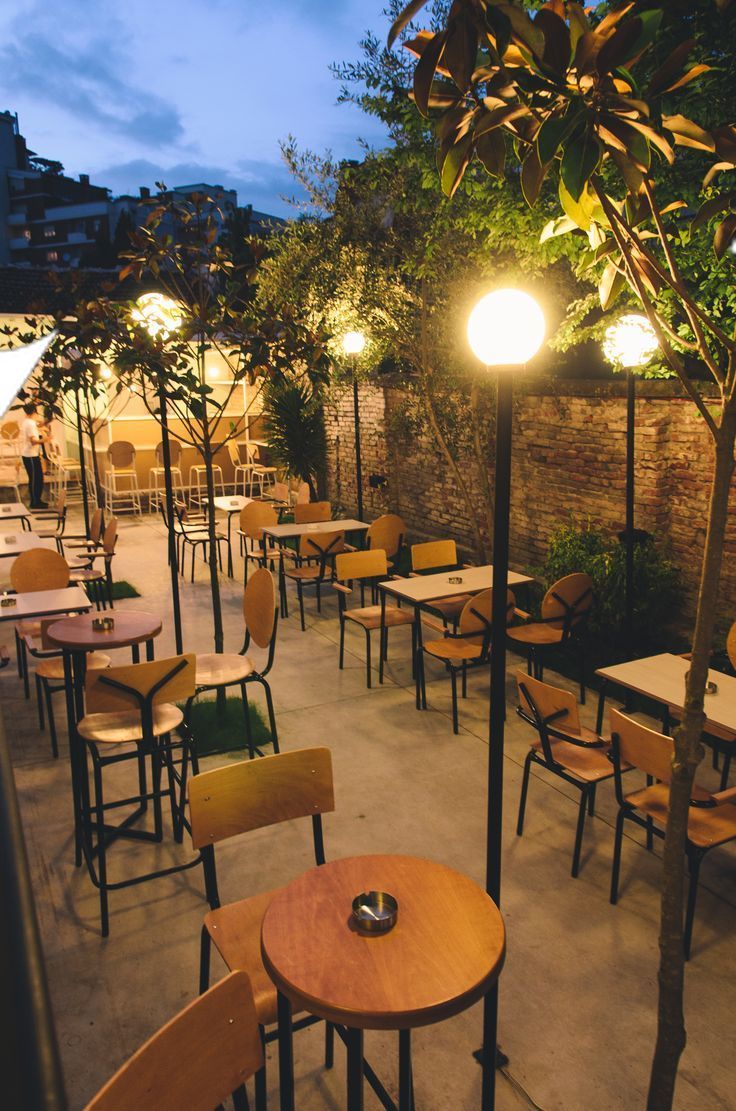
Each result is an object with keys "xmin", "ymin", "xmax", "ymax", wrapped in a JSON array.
[
  {"xmin": 0, "ymin": 502, "xmax": 30, "ymax": 521},
  {"xmin": 0, "ymin": 532, "xmax": 53, "ymax": 558},
  {"xmin": 264, "ymin": 519, "xmax": 369, "ymax": 541},
  {"xmin": 0, "ymin": 586, "xmax": 91, "ymax": 623},
  {"xmin": 261, "ymin": 854, "xmax": 505, "ymax": 1031},
  {"xmin": 596, "ymin": 652, "xmax": 736, "ymax": 735},
  {"xmin": 380, "ymin": 564, "xmax": 535, "ymax": 605},
  {"xmin": 46, "ymin": 610, "xmax": 162, "ymax": 652},
  {"xmin": 210, "ymin": 495, "xmax": 253, "ymax": 513}
]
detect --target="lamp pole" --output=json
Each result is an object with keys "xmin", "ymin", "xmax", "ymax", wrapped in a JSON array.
[
  {"xmin": 342, "ymin": 331, "xmax": 367, "ymax": 522},
  {"xmin": 625, "ymin": 368, "xmax": 635, "ymax": 657},
  {"xmin": 468, "ymin": 289, "xmax": 545, "ymax": 1111},
  {"xmin": 158, "ymin": 384, "xmax": 184, "ymax": 654},
  {"xmin": 74, "ymin": 385, "xmax": 91, "ymax": 535}
]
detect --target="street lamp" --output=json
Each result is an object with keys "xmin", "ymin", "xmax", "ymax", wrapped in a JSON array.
[
  {"xmin": 602, "ymin": 314, "xmax": 658, "ymax": 658},
  {"xmin": 133, "ymin": 292, "xmax": 185, "ymax": 654},
  {"xmin": 468, "ymin": 288, "xmax": 545, "ymax": 1111},
  {"xmin": 342, "ymin": 331, "xmax": 366, "ymax": 522}
]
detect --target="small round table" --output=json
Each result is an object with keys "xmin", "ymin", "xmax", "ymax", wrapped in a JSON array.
[
  {"xmin": 261, "ymin": 854, "xmax": 505, "ymax": 1111},
  {"xmin": 46, "ymin": 611, "xmax": 163, "ymax": 868}
]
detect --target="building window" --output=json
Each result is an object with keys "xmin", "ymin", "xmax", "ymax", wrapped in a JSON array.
[
  {"xmin": 23, "ymin": 228, "xmax": 31, "ymax": 240},
  {"xmin": 92, "ymin": 219, "xmax": 101, "ymax": 232},
  {"xmin": 44, "ymin": 225, "xmax": 56, "ymax": 238},
  {"xmin": 46, "ymin": 250, "xmax": 58, "ymax": 263}
]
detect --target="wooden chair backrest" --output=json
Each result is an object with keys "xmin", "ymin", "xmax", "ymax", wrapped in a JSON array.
[
  {"xmin": 53, "ymin": 491, "xmax": 67, "ymax": 517},
  {"xmin": 85, "ymin": 971, "xmax": 263, "ymax": 1111},
  {"xmin": 298, "ymin": 529, "xmax": 345, "ymax": 559},
  {"xmin": 107, "ymin": 441, "xmax": 135, "ymax": 469},
  {"xmin": 610, "ymin": 708, "xmax": 673, "ymax": 783},
  {"xmin": 189, "ymin": 747, "xmax": 334, "ymax": 850},
  {"xmin": 335, "ymin": 549, "xmax": 388, "ymax": 583},
  {"xmin": 155, "ymin": 440, "xmax": 182, "ymax": 468},
  {"xmin": 85, "ymin": 654, "xmax": 196, "ymax": 714},
  {"xmin": 243, "ymin": 567, "xmax": 276, "ymax": 649},
  {"xmin": 367, "ymin": 514, "xmax": 405, "ymax": 559},
  {"xmin": 541, "ymin": 573, "xmax": 593, "ymax": 629},
  {"xmin": 239, "ymin": 501, "xmax": 277, "ymax": 539},
  {"xmin": 1, "ymin": 421, "xmax": 19, "ymax": 441},
  {"xmin": 294, "ymin": 501, "xmax": 331, "ymax": 524},
  {"xmin": 271, "ymin": 481, "xmax": 290, "ymax": 503},
  {"xmin": 411, "ymin": 539, "xmax": 457, "ymax": 572},
  {"xmin": 10, "ymin": 549, "xmax": 70, "ymax": 592},
  {"xmin": 89, "ymin": 508, "xmax": 104, "ymax": 545},
  {"xmin": 227, "ymin": 441, "xmax": 241, "ymax": 468},
  {"xmin": 245, "ymin": 443, "xmax": 261, "ymax": 465},
  {"xmin": 102, "ymin": 517, "xmax": 118, "ymax": 555},
  {"xmin": 458, "ymin": 588, "xmax": 515, "ymax": 640},
  {"xmin": 727, "ymin": 621, "xmax": 736, "ymax": 672},
  {"xmin": 517, "ymin": 671, "xmax": 581, "ymax": 736},
  {"xmin": 294, "ymin": 481, "xmax": 310, "ymax": 504},
  {"xmin": 39, "ymin": 617, "xmax": 63, "ymax": 652}
]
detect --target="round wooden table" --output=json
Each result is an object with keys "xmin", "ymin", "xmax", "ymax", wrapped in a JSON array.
[{"xmin": 261, "ymin": 854, "xmax": 505, "ymax": 1111}]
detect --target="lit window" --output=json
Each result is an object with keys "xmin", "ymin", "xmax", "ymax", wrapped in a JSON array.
[
  {"xmin": 44, "ymin": 225, "xmax": 56, "ymax": 238},
  {"xmin": 46, "ymin": 250, "xmax": 58, "ymax": 263}
]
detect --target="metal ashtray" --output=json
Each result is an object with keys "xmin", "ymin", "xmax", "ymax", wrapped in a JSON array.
[
  {"xmin": 351, "ymin": 891, "xmax": 398, "ymax": 934},
  {"xmin": 448, "ymin": 575, "xmax": 463, "ymax": 584},
  {"xmin": 92, "ymin": 616, "xmax": 115, "ymax": 632},
  {"xmin": 1, "ymin": 594, "xmax": 16, "ymax": 607},
  {"xmin": 706, "ymin": 680, "xmax": 719, "ymax": 695},
  {"xmin": 1, "ymin": 506, "xmax": 10, "ymax": 512},
  {"xmin": 5, "ymin": 536, "xmax": 17, "ymax": 544},
  {"xmin": 230, "ymin": 500, "xmax": 240, "ymax": 507}
]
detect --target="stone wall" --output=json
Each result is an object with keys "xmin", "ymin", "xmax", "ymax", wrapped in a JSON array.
[{"xmin": 324, "ymin": 378, "xmax": 735, "ymax": 626}]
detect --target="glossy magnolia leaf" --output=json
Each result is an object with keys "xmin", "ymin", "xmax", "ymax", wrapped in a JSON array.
[
  {"xmin": 540, "ymin": 214, "xmax": 578, "ymax": 242},
  {"xmin": 574, "ymin": 30, "xmax": 604, "ymax": 75},
  {"xmin": 476, "ymin": 129, "xmax": 506, "ymax": 179},
  {"xmin": 496, "ymin": 3, "xmax": 545, "ymax": 57},
  {"xmin": 713, "ymin": 125, "xmax": 736, "ymax": 163},
  {"xmin": 624, "ymin": 9, "xmax": 663, "ymax": 64},
  {"xmin": 648, "ymin": 38, "xmax": 694, "ymax": 94},
  {"xmin": 388, "ymin": 0, "xmax": 431, "ymax": 48},
  {"xmin": 444, "ymin": 13, "xmax": 477, "ymax": 92},
  {"xmin": 404, "ymin": 34, "xmax": 453, "ymax": 78},
  {"xmin": 440, "ymin": 132, "xmax": 474, "ymax": 198},
  {"xmin": 483, "ymin": 4, "xmax": 512, "ymax": 60},
  {"xmin": 414, "ymin": 31, "xmax": 449, "ymax": 117},
  {"xmin": 521, "ymin": 148, "xmax": 548, "ymax": 207},
  {"xmin": 535, "ymin": 9, "xmax": 571, "ymax": 75},
  {"xmin": 691, "ymin": 194, "xmax": 733, "ymax": 232},
  {"xmin": 560, "ymin": 130, "xmax": 601, "ymax": 202},
  {"xmin": 599, "ymin": 259, "xmax": 625, "ymax": 309},
  {"xmin": 596, "ymin": 18, "xmax": 642, "ymax": 75},
  {"xmin": 409, "ymin": 82, "xmax": 463, "ymax": 110},
  {"xmin": 624, "ymin": 118, "xmax": 675, "ymax": 164},
  {"xmin": 474, "ymin": 103, "xmax": 528, "ymax": 138},
  {"xmin": 662, "ymin": 114, "xmax": 716, "ymax": 152},
  {"xmin": 596, "ymin": 3, "xmax": 636, "ymax": 35},
  {"xmin": 537, "ymin": 114, "xmax": 577, "ymax": 164},
  {"xmin": 567, "ymin": 3, "xmax": 589, "ymax": 48},
  {"xmin": 662, "ymin": 64, "xmax": 711, "ymax": 94},
  {"xmin": 559, "ymin": 178, "xmax": 596, "ymax": 231},
  {"xmin": 714, "ymin": 213, "xmax": 736, "ymax": 259},
  {"xmin": 703, "ymin": 161, "xmax": 735, "ymax": 189},
  {"xmin": 659, "ymin": 200, "xmax": 687, "ymax": 215}
]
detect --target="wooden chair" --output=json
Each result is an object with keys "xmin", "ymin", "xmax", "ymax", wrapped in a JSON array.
[
  {"xmin": 78, "ymin": 654, "xmax": 201, "ymax": 935},
  {"xmin": 281, "ymin": 529, "xmax": 345, "ymax": 630},
  {"xmin": 237, "ymin": 501, "xmax": 279, "ymax": 580},
  {"xmin": 418, "ymin": 589, "xmax": 513, "ymax": 734},
  {"xmin": 30, "ymin": 491, "xmax": 67, "ymax": 551},
  {"xmin": 366, "ymin": 513, "xmax": 405, "ymax": 567},
  {"xmin": 245, "ymin": 442, "xmax": 277, "ymax": 497},
  {"xmin": 333, "ymin": 549, "xmax": 415, "ymax": 688},
  {"xmin": 103, "ymin": 441, "xmax": 142, "ymax": 515},
  {"xmin": 294, "ymin": 500, "xmax": 331, "ymax": 524},
  {"xmin": 508, "ymin": 572, "xmax": 593, "ymax": 702},
  {"xmin": 228, "ymin": 440, "xmax": 252, "ymax": 497},
  {"xmin": 10, "ymin": 548, "xmax": 70, "ymax": 695},
  {"xmin": 189, "ymin": 747, "xmax": 335, "ymax": 1110},
  {"xmin": 410, "ymin": 539, "xmax": 473, "ymax": 626},
  {"xmin": 292, "ymin": 480, "xmax": 310, "ymax": 506},
  {"xmin": 61, "ymin": 506, "xmax": 104, "ymax": 558},
  {"xmin": 148, "ymin": 439, "xmax": 185, "ymax": 510},
  {"xmin": 609, "ymin": 708, "xmax": 736, "ymax": 958},
  {"xmin": 85, "ymin": 971, "xmax": 263, "ymax": 1111},
  {"xmin": 172, "ymin": 500, "xmax": 229, "ymax": 583},
  {"xmin": 188, "ymin": 568, "xmax": 280, "ymax": 758},
  {"xmin": 68, "ymin": 517, "xmax": 118, "ymax": 609},
  {"xmin": 516, "ymin": 671, "xmax": 622, "ymax": 877}
]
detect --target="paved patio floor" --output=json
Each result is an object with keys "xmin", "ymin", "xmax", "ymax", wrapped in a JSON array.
[{"xmin": 1, "ymin": 510, "xmax": 734, "ymax": 1110}]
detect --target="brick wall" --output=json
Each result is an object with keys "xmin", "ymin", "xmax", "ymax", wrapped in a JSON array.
[{"xmin": 325, "ymin": 378, "xmax": 734, "ymax": 625}]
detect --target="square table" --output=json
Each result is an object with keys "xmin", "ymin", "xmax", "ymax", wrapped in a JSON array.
[
  {"xmin": 0, "ymin": 585, "xmax": 91, "ymax": 623},
  {"xmin": 0, "ymin": 502, "xmax": 31, "ymax": 531},
  {"xmin": 263, "ymin": 519, "xmax": 370, "ymax": 617},
  {"xmin": 380, "ymin": 565, "xmax": 536, "ymax": 707},
  {"xmin": 208, "ymin": 496, "xmax": 253, "ymax": 576},
  {"xmin": 0, "ymin": 532, "xmax": 54, "ymax": 559}
]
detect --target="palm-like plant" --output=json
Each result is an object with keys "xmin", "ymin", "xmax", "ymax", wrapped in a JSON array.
[{"xmin": 262, "ymin": 375, "xmax": 328, "ymax": 500}]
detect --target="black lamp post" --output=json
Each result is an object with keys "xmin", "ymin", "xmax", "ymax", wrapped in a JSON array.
[
  {"xmin": 602, "ymin": 314, "xmax": 658, "ymax": 659},
  {"xmin": 342, "ymin": 331, "xmax": 367, "ymax": 522},
  {"xmin": 467, "ymin": 288, "xmax": 546, "ymax": 1111}
]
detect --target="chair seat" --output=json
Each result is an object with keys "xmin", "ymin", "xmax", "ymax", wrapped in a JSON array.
[
  {"xmin": 78, "ymin": 703, "xmax": 184, "ymax": 745},
  {"xmin": 16, "ymin": 620, "xmax": 42, "ymax": 638},
  {"xmin": 533, "ymin": 737, "xmax": 615, "ymax": 782},
  {"xmin": 284, "ymin": 565, "xmax": 324, "ymax": 581},
  {"xmin": 195, "ymin": 653, "xmax": 255, "ymax": 688},
  {"xmin": 624, "ymin": 782, "xmax": 736, "ymax": 849},
  {"xmin": 36, "ymin": 651, "xmax": 111, "ymax": 681},
  {"xmin": 424, "ymin": 637, "xmax": 485, "ymax": 663},
  {"xmin": 205, "ymin": 889, "xmax": 281, "ymax": 1026},
  {"xmin": 70, "ymin": 567, "xmax": 104, "ymax": 582},
  {"xmin": 344, "ymin": 604, "xmax": 415, "ymax": 631},
  {"xmin": 508, "ymin": 623, "xmax": 564, "ymax": 647}
]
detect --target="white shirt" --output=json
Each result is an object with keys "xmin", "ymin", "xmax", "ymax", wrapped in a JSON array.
[{"xmin": 20, "ymin": 417, "xmax": 40, "ymax": 458}]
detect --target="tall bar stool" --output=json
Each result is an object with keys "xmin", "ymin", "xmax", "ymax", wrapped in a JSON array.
[
  {"xmin": 103, "ymin": 441, "xmax": 142, "ymax": 515},
  {"xmin": 189, "ymin": 459, "xmax": 225, "ymax": 508},
  {"xmin": 68, "ymin": 517, "xmax": 118, "ymax": 609},
  {"xmin": 149, "ymin": 439, "xmax": 186, "ymax": 511},
  {"xmin": 227, "ymin": 442, "xmax": 252, "ymax": 496},
  {"xmin": 245, "ymin": 443, "xmax": 277, "ymax": 497}
]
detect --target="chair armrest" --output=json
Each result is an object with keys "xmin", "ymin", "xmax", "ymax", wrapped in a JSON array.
[
  {"xmin": 332, "ymin": 583, "xmax": 352, "ymax": 595},
  {"xmin": 389, "ymin": 574, "xmax": 407, "ymax": 581},
  {"xmin": 421, "ymin": 617, "xmax": 447, "ymax": 636},
  {"xmin": 462, "ymin": 562, "xmax": 476, "ymax": 569},
  {"xmin": 711, "ymin": 786, "xmax": 736, "ymax": 806},
  {"xmin": 514, "ymin": 608, "xmax": 531, "ymax": 621},
  {"xmin": 409, "ymin": 572, "xmax": 420, "ymax": 578}
]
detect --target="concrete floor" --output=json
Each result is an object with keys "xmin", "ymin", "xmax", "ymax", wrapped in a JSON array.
[{"xmin": 2, "ymin": 510, "xmax": 735, "ymax": 1110}]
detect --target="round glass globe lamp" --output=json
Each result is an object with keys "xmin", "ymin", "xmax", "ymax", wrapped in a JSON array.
[
  {"xmin": 467, "ymin": 289, "xmax": 545, "ymax": 367},
  {"xmin": 132, "ymin": 293, "xmax": 183, "ymax": 339},
  {"xmin": 602, "ymin": 314, "xmax": 658, "ymax": 370},
  {"xmin": 342, "ymin": 331, "xmax": 366, "ymax": 356}
]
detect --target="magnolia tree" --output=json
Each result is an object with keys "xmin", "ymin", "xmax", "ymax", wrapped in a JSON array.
[{"xmin": 388, "ymin": 0, "xmax": 736, "ymax": 1106}]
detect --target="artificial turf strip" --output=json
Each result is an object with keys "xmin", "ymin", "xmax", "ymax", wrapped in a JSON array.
[
  {"xmin": 110, "ymin": 580, "xmax": 141, "ymax": 600},
  {"xmin": 186, "ymin": 696, "xmax": 274, "ymax": 757}
]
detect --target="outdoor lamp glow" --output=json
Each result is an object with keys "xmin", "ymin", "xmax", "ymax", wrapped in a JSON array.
[
  {"xmin": 602, "ymin": 313, "xmax": 658, "ymax": 370},
  {"xmin": 131, "ymin": 292, "xmax": 183, "ymax": 339},
  {"xmin": 342, "ymin": 330, "xmax": 366, "ymax": 356},
  {"xmin": 467, "ymin": 289, "xmax": 545, "ymax": 366}
]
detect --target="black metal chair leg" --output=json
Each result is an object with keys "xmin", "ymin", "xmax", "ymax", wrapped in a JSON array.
[
  {"xmin": 365, "ymin": 628, "xmax": 372, "ymax": 689},
  {"xmin": 35, "ymin": 673, "xmax": 45, "ymax": 729},
  {"xmin": 325, "ymin": 1020, "xmax": 334, "ymax": 1069},
  {"xmin": 587, "ymin": 782, "xmax": 597, "ymax": 816},
  {"xmin": 241, "ymin": 682, "xmax": 255, "ymax": 759},
  {"xmin": 45, "ymin": 681, "xmax": 59, "ymax": 758},
  {"xmin": 516, "ymin": 750, "xmax": 533, "ymax": 836},
  {"xmin": 720, "ymin": 749, "xmax": 732, "ymax": 790},
  {"xmin": 339, "ymin": 618, "xmax": 345, "ymax": 669},
  {"xmin": 259, "ymin": 677, "xmax": 280, "ymax": 754},
  {"xmin": 91, "ymin": 751, "xmax": 110, "ymax": 937},
  {"xmin": 571, "ymin": 789, "xmax": 588, "ymax": 878},
  {"xmin": 199, "ymin": 925, "xmax": 212, "ymax": 993},
  {"xmin": 297, "ymin": 581, "xmax": 305, "ymax": 631},
  {"xmin": 450, "ymin": 668, "xmax": 459, "ymax": 734},
  {"xmin": 399, "ymin": 1028, "xmax": 413, "ymax": 1111},
  {"xmin": 610, "ymin": 808, "xmax": 626, "ymax": 905}
]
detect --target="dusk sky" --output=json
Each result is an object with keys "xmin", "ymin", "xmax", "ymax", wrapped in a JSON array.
[{"xmin": 0, "ymin": 0, "xmax": 393, "ymax": 217}]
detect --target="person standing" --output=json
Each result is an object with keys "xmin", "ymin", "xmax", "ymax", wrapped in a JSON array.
[{"xmin": 20, "ymin": 401, "xmax": 46, "ymax": 509}]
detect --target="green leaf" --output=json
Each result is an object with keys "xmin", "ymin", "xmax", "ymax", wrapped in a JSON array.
[
  {"xmin": 648, "ymin": 38, "xmax": 695, "ymax": 95},
  {"xmin": 535, "ymin": 9, "xmax": 571, "ymax": 75},
  {"xmin": 440, "ymin": 133, "xmax": 474, "ymax": 198},
  {"xmin": 596, "ymin": 18, "xmax": 642, "ymax": 74},
  {"xmin": 413, "ymin": 30, "xmax": 448, "ymax": 117},
  {"xmin": 444, "ymin": 13, "xmax": 477, "ymax": 92},
  {"xmin": 714, "ymin": 213, "xmax": 736, "ymax": 259},
  {"xmin": 559, "ymin": 179, "xmax": 596, "ymax": 231},
  {"xmin": 388, "ymin": 0, "xmax": 430, "ymax": 48},
  {"xmin": 560, "ymin": 130, "xmax": 601, "ymax": 202},
  {"xmin": 496, "ymin": 3, "xmax": 545, "ymax": 57},
  {"xmin": 662, "ymin": 114, "xmax": 715, "ymax": 153},
  {"xmin": 537, "ymin": 115, "xmax": 571, "ymax": 165},
  {"xmin": 474, "ymin": 103, "xmax": 528, "ymax": 138},
  {"xmin": 599, "ymin": 259, "xmax": 625, "ymax": 309},
  {"xmin": 540, "ymin": 215, "xmax": 578, "ymax": 243},
  {"xmin": 691, "ymin": 194, "xmax": 733, "ymax": 233},
  {"xmin": 624, "ymin": 9, "xmax": 663, "ymax": 63},
  {"xmin": 476, "ymin": 130, "xmax": 506, "ymax": 179},
  {"xmin": 520, "ymin": 148, "xmax": 547, "ymax": 207}
]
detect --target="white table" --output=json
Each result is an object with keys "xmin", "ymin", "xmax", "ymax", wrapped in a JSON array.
[
  {"xmin": 0, "ymin": 586, "xmax": 91, "ymax": 623},
  {"xmin": 263, "ymin": 519, "xmax": 369, "ymax": 618},
  {"xmin": 380, "ymin": 565, "xmax": 535, "ymax": 708},
  {"xmin": 0, "ymin": 532, "xmax": 54, "ymax": 559},
  {"xmin": 0, "ymin": 502, "xmax": 31, "ymax": 531}
]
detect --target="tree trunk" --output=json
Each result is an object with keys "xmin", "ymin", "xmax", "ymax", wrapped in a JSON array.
[
  {"xmin": 469, "ymin": 381, "xmax": 495, "ymax": 556},
  {"xmin": 648, "ymin": 409, "xmax": 736, "ymax": 1109},
  {"xmin": 201, "ymin": 437, "xmax": 227, "ymax": 720}
]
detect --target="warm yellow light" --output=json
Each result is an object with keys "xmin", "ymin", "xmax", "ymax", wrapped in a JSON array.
[
  {"xmin": 342, "ymin": 331, "xmax": 366, "ymax": 356},
  {"xmin": 467, "ymin": 289, "xmax": 545, "ymax": 367},
  {"xmin": 131, "ymin": 293, "xmax": 183, "ymax": 339},
  {"xmin": 602, "ymin": 314, "xmax": 658, "ymax": 370},
  {"xmin": 99, "ymin": 366, "xmax": 112, "ymax": 380}
]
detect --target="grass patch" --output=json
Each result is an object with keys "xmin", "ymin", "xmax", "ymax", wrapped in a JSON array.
[
  {"xmin": 186, "ymin": 696, "xmax": 274, "ymax": 757},
  {"xmin": 112, "ymin": 580, "xmax": 141, "ymax": 600}
]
